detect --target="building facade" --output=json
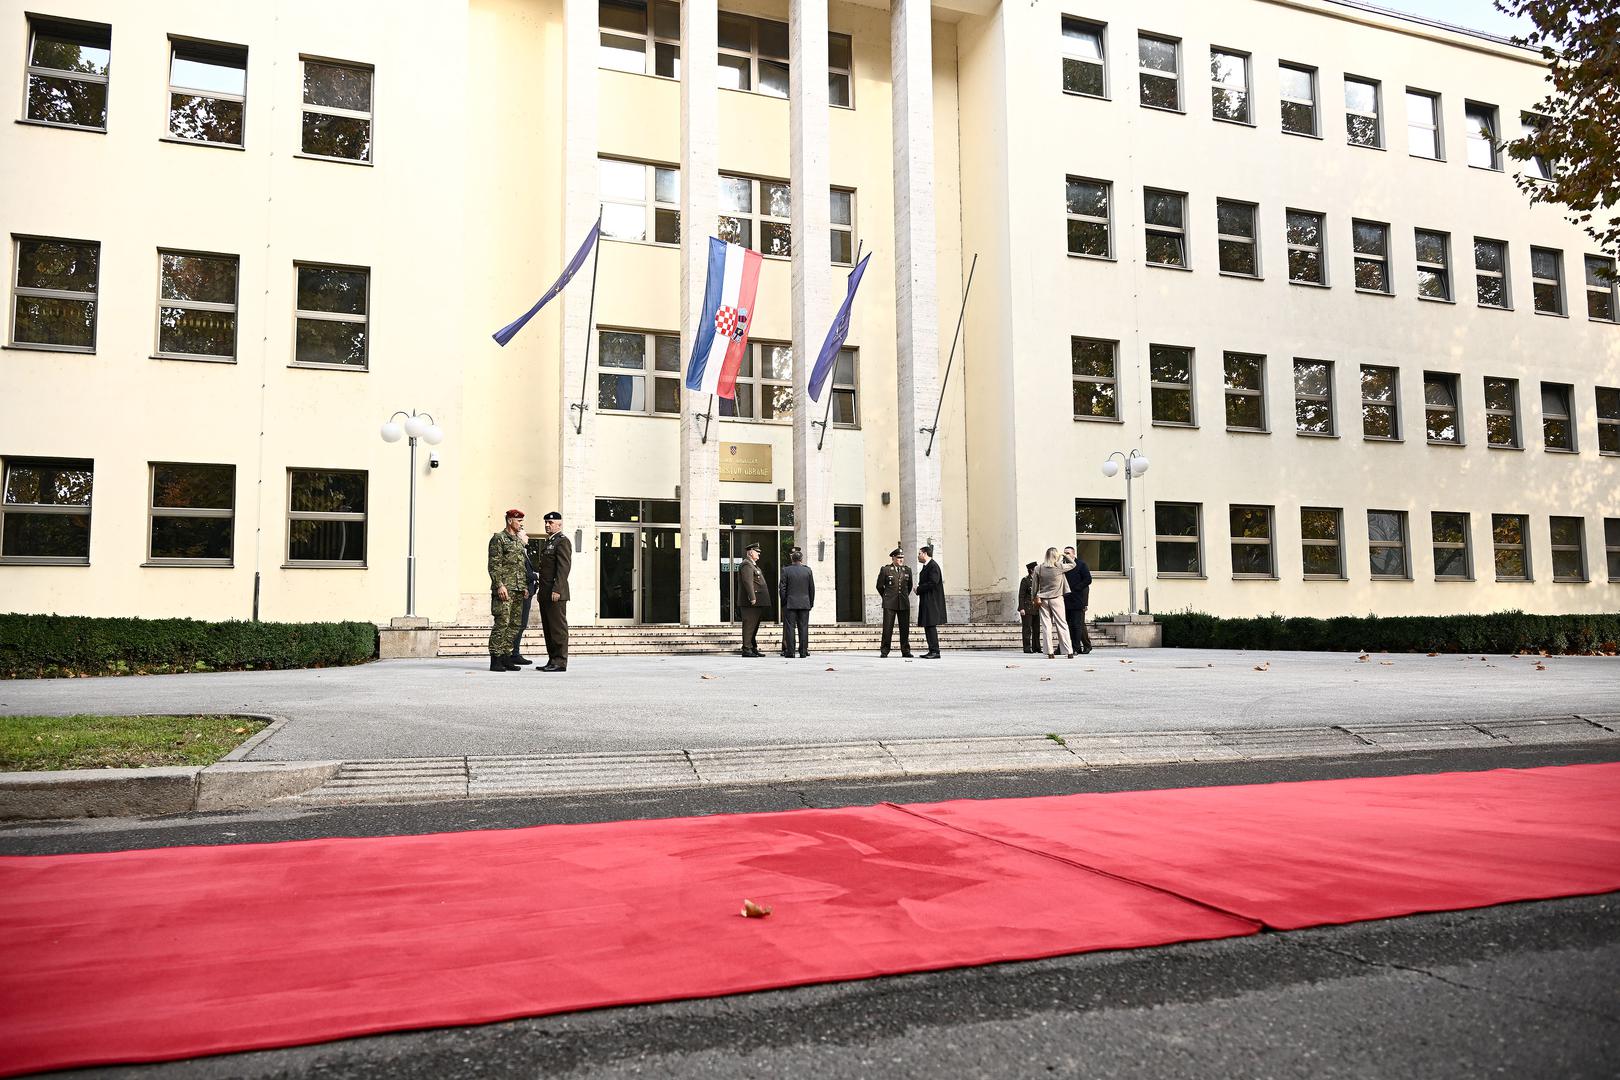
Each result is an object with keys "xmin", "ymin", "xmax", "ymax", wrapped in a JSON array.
[{"xmin": 2, "ymin": 0, "xmax": 1617, "ymax": 628}]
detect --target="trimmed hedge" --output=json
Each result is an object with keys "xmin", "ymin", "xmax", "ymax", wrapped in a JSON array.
[
  {"xmin": 0, "ymin": 614, "xmax": 377, "ymax": 679},
  {"xmin": 1158, "ymin": 610, "xmax": 1620, "ymax": 656}
]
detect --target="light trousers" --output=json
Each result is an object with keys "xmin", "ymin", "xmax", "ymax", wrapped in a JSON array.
[{"xmin": 1038, "ymin": 595, "xmax": 1073, "ymax": 656}]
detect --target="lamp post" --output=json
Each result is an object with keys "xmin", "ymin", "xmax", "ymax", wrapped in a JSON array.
[
  {"xmin": 380, "ymin": 410, "xmax": 445, "ymax": 617},
  {"xmin": 1101, "ymin": 449, "xmax": 1150, "ymax": 616}
]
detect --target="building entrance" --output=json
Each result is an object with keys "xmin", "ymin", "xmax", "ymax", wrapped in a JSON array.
[{"xmin": 595, "ymin": 499, "xmax": 681, "ymax": 624}]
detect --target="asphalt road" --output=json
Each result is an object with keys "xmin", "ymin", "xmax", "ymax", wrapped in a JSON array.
[
  {"xmin": 7, "ymin": 745, "xmax": 1619, "ymax": 1080},
  {"xmin": 2, "ymin": 649, "xmax": 1615, "ymax": 761}
]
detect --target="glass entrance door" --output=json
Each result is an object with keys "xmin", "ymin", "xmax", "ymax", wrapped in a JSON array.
[
  {"xmin": 640, "ymin": 527, "xmax": 680, "ymax": 624},
  {"xmin": 598, "ymin": 529, "xmax": 636, "ymax": 622}
]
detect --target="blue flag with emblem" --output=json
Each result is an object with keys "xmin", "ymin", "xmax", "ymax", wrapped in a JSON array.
[
  {"xmin": 492, "ymin": 216, "xmax": 602, "ymax": 347},
  {"xmin": 809, "ymin": 251, "xmax": 873, "ymax": 402}
]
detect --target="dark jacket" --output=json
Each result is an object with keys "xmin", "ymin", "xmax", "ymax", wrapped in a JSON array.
[
  {"xmin": 538, "ymin": 532, "xmax": 573, "ymax": 602},
  {"xmin": 523, "ymin": 539, "xmax": 541, "ymax": 594},
  {"xmin": 875, "ymin": 564, "xmax": 912, "ymax": 612},
  {"xmin": 780, "ymin": 563, "xmax": 815, "ymax": 611},
  {"xmin": 1062, "ymin": 556, "xmax": 1092, "ymax": 610},
  {"xmin": 739, "ymin": 558, "xmax": 770, "ymax": 609},
  {"xmin": 916, "ymin": 559, "xmax": 946, "ymax": 626},
  {"xmin": 1017, "ymin": 573, "xmax": 1036, "ymax": 615}
]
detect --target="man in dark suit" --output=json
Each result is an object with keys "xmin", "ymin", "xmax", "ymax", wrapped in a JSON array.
[
  {"xmin": 916, "ymin": 546, "xmax": 946, "ymax": 659},
  {"xmin": 779, "ymin": 548, "xmax": 814, "ymax": 658},
  {"xmin": 738, "ymin": 542, "xmax": 770, "ymax": 657},
  {"xmin": 875, "ymin": 548, "xmax": 913, "ymax": 658},
  {"xmin": 1061, "ymin": 545, "xmax": 1093, "ymax": 655},
  {"xmin": 1017, "ymin": 561, "xmax": 1040, "ymax": 653},
  {"xmin": 536, "ymin": 511, "xmax": 573, "ymax": 672}
]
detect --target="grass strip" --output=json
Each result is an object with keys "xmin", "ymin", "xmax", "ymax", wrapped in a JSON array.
[{"xmin": 0, "ymin": 715, "xmax": 268, "ymax": 772}]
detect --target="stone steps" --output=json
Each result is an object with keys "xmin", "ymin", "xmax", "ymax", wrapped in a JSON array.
[{"xmin": 432, "ymin": 622, "xmax": 1122, "ymax": 656}]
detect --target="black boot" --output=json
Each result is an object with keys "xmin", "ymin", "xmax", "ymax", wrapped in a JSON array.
[
  {"xmin": 510, "ymin": 655, "xmax": 533, "ymax": 666},
  {"xmin": 490, "ymin": 656, "xmax": 511, "ymax": 671}
]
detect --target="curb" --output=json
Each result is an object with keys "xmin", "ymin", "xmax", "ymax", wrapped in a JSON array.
[{"xmin": 0, "ymin": 759, "xmax": 341, "ymax": 822}]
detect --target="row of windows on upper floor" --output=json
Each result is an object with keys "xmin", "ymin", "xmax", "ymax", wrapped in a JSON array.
[
  {"xmin": 1063, "ymin": 180, "xmax": 1620, "ymax": 321},
  {"xmin": 1069, "ymin": 339, "xmax": 1620, "ymax": 457},
  {"xmin": 1073, "ymin": 499, "xmax": 1620, "ymax": 586},
  {"xmin": 1061, "ymin": 14, "xmax": 1554, "ymax": 178},
  {"xmin": 21, "ymin": 15, "xmax": 373, "ymax": 161}
]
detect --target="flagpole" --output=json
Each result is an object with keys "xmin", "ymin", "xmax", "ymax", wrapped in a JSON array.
[
  {"xmin": 922, "ymin": 252, "xmax": 977, "ymax": 458},
  {"xmin": 813, "ymin": 240, "xmax": 862, "ymax": 453},
  {"xmin": 702, "ymin": 394, "xmax": 715, "ymax": 444},
  {"xmin": 570, "ymin": 208, "xmax": 605, "ymax": 435}
]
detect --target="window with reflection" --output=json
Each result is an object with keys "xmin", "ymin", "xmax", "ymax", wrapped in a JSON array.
[
  {"xmin": 1137, "ymin": 34, "xmax": 1180, "ymax": 110},
  {"xmin": 301, "ymin": 59, "xmax": 372, "ymax": 162},
  {"xmin": 287, "ymin": 469, "xmax": 366, "ymax": 565},
  {"xmin": 1300, "ymin": 507, "xmax": 1344, "ymax": 578},
  {"xmin": 0, "ymin": 458, "xmax": 93, "ymax": 563},
  {"xmin": 1541, "ymin": 382, "xmax": 1575, "ymax": 451},
  {"xmin": 1352, "ymin": 220, "xmax": 1390, "ymax": 293},
  {"xmin": 1424, "ymin": 371, "xmax": 1461, "ymax": 444},
  {"xmin": 149, "ymin": 463, "xmax": 234, "ymax": 564},
  {"xmin": 1598, "ymin": 387, "xmax": 1620, "ymax": 455},
  {"xmin": 599, "ymin": 0, "xmax": 680, "ymax": 77},
  {"xmin": 293, "ymin": 263, "xmax": 368, "ymax": 368},
  {"xmin": 1279, "ymin": 62, "xmax": 1316, "ymax": 135},
  {"xmin": 24, "ymin": 16, "xmax": 110, "ymax": 129},
  {"xmin": 1344, "ymin": 76, "xmax": 1381, "ymax": 147},
  {"xmin": 1210, "ymin": 49, "xmax": 1249, "ymax": 123},
  {"xmin": 1293, "ymin": 358, "xmax": 1334, "ymax": 435},
  {"xmin": 1075, "ymin": 500, "xmax": 1124, "ymax": 573},
  {"xmin": 1072, "ymin": 337, "xmax": 1118, "ymax": 420},
  {"xmin": 1550, "ymin": 516, "xmax": 1587, "ymax": 582},
  {"xmin": 1474, "ymin": 237, "xmax": 1509, "ymax": 308},
  {"xmin": 1406, "ymin": 89, "xmax": 1441, "ymax": 158},
  {"xmin": 1230, "ymin": 505, "xmax": 1274, "ymax": 577},
  {"xmin": 1154, "ymin": 502, "xmax": 1202, "ymax": 576},
  {"xmin": 1285, "ymin": 209, "xmax": 1325, "ymax": 284},
  {"xmin": 1484, "ymin": 377, "xmax": 1520, "ymax": 448},
  {"xmin": 1492, "ymin": 513, "xmax": 1529, "ymax": 581},
  {"xmin": 1216, "ymin": 200, "xmax": 1258, "ymax": 276},
  {"xmin": 168, "ymin": 39, "xmax": 247, "ymax": 146},
  {"xmin": 1431, "ymin": 511, "xmax": 1471, "ymax": 580},
  {"xmin": 1224, "ymin": 352, "xmax": 1266, "ymax": 431},
  {"xmin": 1586, "ymin": 256, "xmax": 1617, "ymax": 321},
  {"xmin": 601, "ymin": 158, "xmax": 680, "ymax": 244},
  {"xmin": 1530, "ymin": 247, "xmax": 1563, "ymax": 314},
  {"xmin": 1465, "ymin": 101, "xmax": 1500, "ymax": 169},
  {"xmin": 1066, "ymin": 177, "xmax": 1112, "ymax": 258},
  {"xmin": 1143, "ymin": 189, "xmax": 1186, "ymax": 266},
  {"xmin": 597, "ymin": 330, "xmax": 681, "ymax": 416},
  {"xmin": 10, "ymin": 236, "xmax": 99, "ymax": 351},
  {"xmin": 1062, "ymin": 17, "xmax": 1106, "ymax": 97},
  {"xmin": 157, "ymin": 250, "xmax": 238, "ymax": 361},
  {"xmin": 1149, "ymin": 344, "xmax": 1194, "ymax": 425},
  {"xmin": 718, "ymin": 341, "xmax": 792, "ymax": 422},
  {"xmin": 1367, "ymin": 510, "xmax": 1409, "ymax": 579},
  {"xmin": 1415, "ymin": 229, "xmax": 1451, "ymax": 300}
]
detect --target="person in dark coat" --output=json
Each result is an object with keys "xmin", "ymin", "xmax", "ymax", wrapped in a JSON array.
[
  {"xmin": 1061, "ymin": 545, "xmax": 1094, "ymax": 655},
  {"xmin": 875, "ymin": 548, "xmax": 914, "ymax": 658},
  {"xmin": 1017, "ymin": 561, "xmax": 1040, "ymax": 653},
  {"xmin": 779, "ymin": 548, "xmax": 814, "ymax": 658},
  {"xmin": 915, "ymin": 546, "xmax": 946, "ymax": 659},
  {"xmin": 738, "ymin": 542, "xmax": 770, "ymax": 657},
  {"xmin": 536, "ymin": 511, "xmax": 573, "ymax": 671}
]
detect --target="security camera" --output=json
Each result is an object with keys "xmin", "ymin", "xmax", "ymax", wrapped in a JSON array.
[{"xmin": 428, "ymin": 452, "xmax": 440, "ymax": 469}]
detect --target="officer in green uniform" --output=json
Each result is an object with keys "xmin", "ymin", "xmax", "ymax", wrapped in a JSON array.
[
  {"xmin": 535, "ymin": 511, "xmax": 573, "ymax": 672},
  {"xmin": 875, "ymin": 548, "xmax": 914, "ymax": 658},
  {"xmin": 487, "ymin": 509, "xmax": 528, "ymax": 671},
  {"xmin": 737, "ymin": 542, "xmax": 770, "ymax": 657}
]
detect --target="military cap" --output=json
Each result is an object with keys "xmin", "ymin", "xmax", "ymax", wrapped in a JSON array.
[
  {"xmin": 1026, "ymin": 561, "xmax": 1037, "ymax": 572},
  {"xmin": 889, "ymin": 547, "xmax": 903, "ymax": 558},
  {"xmin": 505, "ymin": 508, "xmax": 525, "ymax": 519},
  {"xmin": 543, "ymin": 511, "xmax": 562, "ymax": 521},
  {"xmin": 745, "ymin": 542, "xmax": 762, "ymax": 553}
]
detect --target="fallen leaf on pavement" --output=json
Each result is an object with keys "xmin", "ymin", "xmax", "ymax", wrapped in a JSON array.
[
  {"xmin": 1356, "ymin": 654, "xmax": 1370, "ymax": 662},
  {"xmin": 741, "ymin": 899, "xmax": 773, "ymax": 918},
  {"xmin": 1039, "ymin": 676, "xmax": 1052, "ymax": 682},
  {"xmin": 1253, "ymin": 664, "xmax": 1268, "ymax": 672},
  {"xmin": 700, "ymin": 674, "xmax": 719, "ymax": 680},
  {"xmin": 1005, "ymin": 664, "xmax": 1021, "ymax": 668},
  {"xmin": 1535, "ymin": 662, "xmax": 1547, "ymax": 671},
  {"xmin": 1426, "ymin": 652, "xmax": 1439, "ymax": 657},
  {"xmin": 1379, "ymin": 661, "xmax": 1393, "ymax": 666},
  {"xmin": 825, "ymin": 667, "xmax": 836, "ymax": 671}
]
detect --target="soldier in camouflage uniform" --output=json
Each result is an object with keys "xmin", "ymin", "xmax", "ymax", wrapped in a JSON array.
[{"xmin": 487, "ymin": 509, "xmax": 529, "ymax": 671}]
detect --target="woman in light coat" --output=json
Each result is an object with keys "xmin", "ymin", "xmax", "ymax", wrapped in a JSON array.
[{"xmin": 1033, "ymin": 547, "xmax": 1074, "ymax": 658}]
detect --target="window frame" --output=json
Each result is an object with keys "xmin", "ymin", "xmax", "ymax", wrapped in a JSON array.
[
  {"xmin": 1215, "ymin": 198, "xmax": 1260, "ymax": 278},
  {"xmin": 1061, "ymin": 15, "xmax": 1108, "ymax": 99},
  {"xmin": 1223, "ymin": 351, "xmax": 1267, "ymax": 432},
  {"xmin": 1136, "ymin": 32, "xmax": 1181, "ymax": 112},
  {"xmin": 1464, "ymin": 100, "xmax": 1502, "ymax": 171},
  {"xmin": 1405, "ymin": 87, "xmax": 1442, "ymax": 160},
  {"xmin": 1550, "ymin": 516, "xmax": 1588, "ymax": 583},
  {"xmin": 1483, "ymin": 376, "xmax": 1521, "ymax": 450},
  {"xmin": 1530, "ymin": 246, "xmax": 1565, "ymax": 315},
  {"xmin": 1473, "ymin": 236, "xmax": 1511, "ymax": 309},
  {"xmin": 1606, "ymin": 518, "xmax": 1620, "ymax": 582},
  {"xmin": 1148, "ymin": 343, "xmax": 1196, "ymax": 427},
  {"xmin": 1366, "ymin": 509, "xmax": 1411, "ymax": 581},
  {"xmin": 1541, "ymin": 381, "xmax": 1577, "ymax": 452},
  {"xmin": 1153, "ymin": 501, "xmax": 1203, "ymax": 579},
  {"xmin": 298, "ymin": 56, "xmax": 374, "ymax": 165},
  {"xmin": 291, "ymin": 261, "xmax": 370, "ymax": 371},
  {"xmin": 1492, "ymin": 513, "xmax": 1531, "ymax": 582},
  {"xmin": 1075, "ymin": 499, "xmax": 1126, "ymax": 577},
  {"xmin": 1597, "ymin": 386, "xmax": 1620, "ymax": 456},
  {"xmin": 1072, "ymin": 336, "xmax": 1120, "ymax": 422},
  {"xmin": 598, "ymin": 0, "xmax": 681, "ymax": 79},
  {"xmin": 1293, "ymin": 357, "xmax": 1336, "ymax": 437},
  {"xmin": 1285, "ymin": 208, "xmax": 1326, "ymax": 286},
  {"xmin": 600, "ymin": 156, "xmax": 681, "ymax": 247},
  {"xmin": 166, "ymin": 36, "xmax": 248, "ymax": 148},
  {"xmin": 830, "ymin": 187, "xmax": 856, "ymax": 266},
  {"xmin": 1143, "ymin": 187, "xmax": 1188, "ymax": 268},
  {"xmin": 1300, "ymin": 506, "xmax": 1345, "ymax": 580},
  {"xmin": 23, "ymin": 15, "xmax": 111, "ymax": 132},
  {"xmin": 1065, "ymin": 176, "xmax": 1113, "ymax": 260},
  {"xmin": 717, "ymin": 172, "xmax": 791, "ymax": 259},
  {"xmin": 1359, "ymin": 363, "xmax": 1400, "ymax": 441},
  {"xmin": 1519, "ymin": 111, "xmax": 1556, "ymax": 181},
  {"xmin": 154, "ymin": 248, "xmax": 240, "ymax": 363},
  {"xmin": 1343, "ymin": 74, "xmax": 1382, "ymax": 148},
  {"xmin": 596, "ymin": 328, "xmax": 682, "ymax": 418},
  {"xmin": 1586, "ymin": 256, "xmax": 1618, "ymax": 322},
  {"xmin": 1431, "ymin": 511, "xmax": 1473, "ymax": 581},
  {"xmin": 1229, "ymin": 504, "xmax": 1276, "ymax": 579},
  {"xmin": 1278, "ymin": 61, "xmax": 1318, "ymax": 137},
  {"xmin": 1209, "ymin": 46, "xmax": 1251, "ymax": 125},
  {"xmin": 1415, "ymin": 228, "xmax": 1452, "ymax": 302},
  {"xmin": 719, "ymin": 339, "xmax": 794, "ymax": 424},
  {"xmin": 1351, "ymin": 219, "xmax": 1391, "ymax": 294},
  {"xmin": 285, "ymin": 468, "xmax": 367, "ymax": 568},
  {"xmin": 1423, "ymin": 370, "xmax": 1463, "ymax": 445},
  {"xmin": 0, "ymin": 456, "xmax": 94, "ymax": 565},
  {"xmin": 9, "ymin": 234, "xmax": 100, "ymax": 353},
  {"xmin": 146, "ymin": 461, "xmax": 236, "ymax": 567}
]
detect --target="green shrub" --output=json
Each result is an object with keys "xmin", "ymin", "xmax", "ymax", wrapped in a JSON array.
[
  {"xmin": 0, "ymin": 614, "xmax": 377, "ymax": 679},
  {"xmin": 1156, "ymin": 609, "xmax": 1620, "ymax": 655}
]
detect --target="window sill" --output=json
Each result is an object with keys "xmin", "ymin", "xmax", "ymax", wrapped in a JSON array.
[
  {"xmin": 1151, "ymin": 421, "xmax": 1198, "ymax": 429},
  {"xmin": 1467, "ymin": 164, "xmax": 1504, "ymax": 174},
  {"xmin": 0, "ymin": 557, "xmax": 90, "ymax": 566},
  {"xmin": 1553, "ymin": 577, "xmax": 1589, "ymax": 585},
  {"xmin": 1295, "ymin": 431, "xmax": 1339, "ymax": 439},
  {"xmin": 1364, "ymin": 436, "xmax": 1403, "ymax": 444},
  {"xmin": 15, "ymin": 117, "xmax": 106, "ymax": 134},
  {"xmin": 1370, "ymin": 575, "xmax": 1412, "ymax": 582},
  {"xmin": 1587, "ymin": 317, "xmax": 1619, "ymax": 325},
  {"xmin": 1073, "ymin": 415, "xmax": 1123, "ymax": 423},
  {"xmin": 1303, "ymin": 574, "xmax": 1346, "ymax": 582},
  {"xmin": 1282, "ymin": 128, "xmax": 1323, "ymax": 140},
  {"xmin": 1232, "ymin": 574, "xmax": 1278, "ymax": 581},
  {"xmin": 160, "ymin": 135, "xmax": 246, "ymax": 152},
  {"xmin": 3, "ymin": 342, "xmax": 95, "ymax": 355},
  {"xmin": 1146, "ymin": 262, "xmax": 1192, "ymax": 272},
  {"xmin": 602, "ymin": 236, "xmax": 680, "ymax": 251},
  {"xmin": 1478, "ymin": 304, "xmax": 1514, "ymax": 313},
  {"xmin": 153, "ymin": 353, "xmax": 236, "ymax": 364},
  {"xmin": 1288, "ymin": 279, "xmax": 1330, "ymax": 289},
  {"xmin": 1488, "ymin": 443, "xmax": 1524, "ymax": 451},
  {"xmin": 1212, "ymin": 116, "xmax": 1256, "ymax": 129},
  {"xmin": 1427, "ymin": 440, "xmax": 1465, "ymax": 448},
  {"xmin": 1225, "ymin": 427, "xmax": 1269, "ymax": 435},
  {"xmin": 1543, "ymin": 447, "xmax": 1579, "ymax": 454},
  {"xmin": 1435, "ymin": 576, "xmax": 1475, "ymax": 583},
  {"xmin": 1347, "ymin": 141, "xmax": 1385, "ymax": 152},
  {"xmin": 289, "ymin": 362, "xmax": 369, "ymax": 373},
  {"xmin": 1533, "ymin": 308, "xmax": 1569, "ymax": 319},
  {"xmin": 1067, "ymin": 252, "xmax": 1117, "ymax": 263},
  {"xmin": 141, "ymin": 561, "xmax": 233, "ymax": 569},
  {"xmin": 1416, "ymin": 295, "xmax": 1456, "ymax": 305},
  {"xmin": 1218, "ymin": 271, "xmax": 1263, "ymax": 282},
  {"xmin": 1155, "ymin": 574, "xmax": 1207, "ymax": 580},
  {"xmin": 1494, "ymin": 578, "xmax": 1533, "ymax": 584},
  {"xmin": 1408, "ymin": 154, "xmax": 1446, "ymax": 163},
  {"xmin": 1138, "ymin": 103, "xmax": 1186, "ymax": 116},
  {"xmin": 294, "ymin": 151, "xmax": 373, "ymax": 168},
  {"xmin": 281, "ymin": 562, "xmax": 368, "ymax": 570},
  {"xmin": 1600, "ymin": 451, "xmax": 1620, "ymax": 458},
  {"xmin": 1061, "ymin": 90, "xmax": 1111, "ymax": 102},
  {"xmin": 601, "ymin": 410, "xmax": 681, "ymax": 419},
  {"xmin": 1354, "ymin": 288, "xmax": 1394, "ymax": 297},
  {"xmin": 1089, "ymin": 572, "xmax": 1127, "ymax": 579}
]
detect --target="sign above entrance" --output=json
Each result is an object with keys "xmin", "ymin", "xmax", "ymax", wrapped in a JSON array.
[{"xmin": 719, "ymin": 442, "xmax": 772, "ymax": 483}]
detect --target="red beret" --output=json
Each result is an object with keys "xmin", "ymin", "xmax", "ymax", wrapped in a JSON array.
[{"xmin": 505, "ymin": 508, "xmax": 525, "ymax": 519}]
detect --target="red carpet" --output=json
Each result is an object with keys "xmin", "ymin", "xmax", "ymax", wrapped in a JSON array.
[{"xmin": 3, "ymin": 763, "xmax": 1619, "ymax": 1076}]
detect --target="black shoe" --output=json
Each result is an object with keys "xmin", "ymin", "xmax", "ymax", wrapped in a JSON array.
[
  {"xmin": 781, "ymin": 652, "xmax": 793, "ymax": 659},
  {"xmin": 879, "ymin": 651, "xmax": 889, "ymax": 658},
  {"xmin": 902, "ymin": 653, "xmax": 915, "ymax": 659},
  {"xmin": 923, "ymin": 652, "xmax": 941, "ymax": 659},
  {"xmin": 539, "ymin": 662, "xmax": 557, "ymax": 672},
  {"xmin": 510, "ymin": 656, "xmax": 533, "ymax": 666},
  {"xmin": 490, "ymin": 656, "xmax": 515, "ymax": 671},
  {"xmin": 798, "ymin": 653, "xmax": 809, "ymax": 658}
]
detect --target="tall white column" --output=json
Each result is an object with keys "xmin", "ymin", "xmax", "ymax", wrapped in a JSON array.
[
  {"xmin": 891, "ymin": 0, "xmax": 944, "ymax": 577},
  {"xmin": 790, "ymin": 0, "xmax": 836, "ymax": 602},
  {"xmin": 680, "ymin": 0, "xmax": 722, "ymax": 625},
  {"xmin": 559, "ymin": 0, "xmax": 599, "ymax": 621}
]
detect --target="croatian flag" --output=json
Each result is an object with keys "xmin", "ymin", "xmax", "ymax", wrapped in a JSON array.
[
  {"xmin": 685, "ymin": 237, "xmax": 763, "ymax": 399},
  {"xmin": 491, "ymin": 215, "xmax": 602, "ymax": 347},
  {"xmin": 809, "ymin": 251, "xmax": 872, "ymax": 402}
]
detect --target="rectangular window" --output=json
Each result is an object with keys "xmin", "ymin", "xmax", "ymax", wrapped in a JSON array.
[
  {"xmin": 828, "ymin": 33, "xmax": 853, "ymax": 107},
  {"xmin": 1210, "ymin": 48, "xmax": 1250, "ymax": 123},
  {"xmin": 148, "ymin": 463, "xmax": 234, "ymax": 564},
  {"xmin": 1431, "ymin": 511, "xmax": 1471, "ymax": 580},
  {"xmin": 1587, "ymin": 256, "xmax": 1618, "ymax": 321},
  {"xmin": 1216, "ymin": 199, "xmax": 1259, "ymax": 276},
  {"xmin": 1360, "ymin": 364, "xmax": 1399, "ymax": 440},
  {"xmin": 830, "ymin": 188, "xmax": 855, "ymax": 265},
  {"xmin": 719, "ymin": 173, "xmax": 790, "ymax": 256},
  {"xmin": 1154, "ymin": 502, "xmax": 1202, "ymax": 576},
  {"xmin": 1598, "ymin": 387, "xmax": 1620, "ymax": 455},
  {"xmin": 24, "ymin": 15, "xmax": 110, "ymax": 130},
  {"xmin": 287, "ymin": 469, "xmax": 366, "ymax": 565},
  {"xmin": 718, "ymin": 341, "xmax": 793, "ymax": 422},
  {"xmin": 157, "ymin": 250, "xmax": 238, "ymax": 361},
  {"xmin": 1223, "ymin": 352, "xmax": 1266, "ymax": 431},
  {"xmin": 1550, "ymin": 516, "xmax": 1587, "ymax": 582},
  {"xmin": 1406, "ymin": 89, "xmax": 1441, "ymax": 159},
  {"xmin": 829, "ymin": 347, "xmax": 859, "ymax": 427},
  {"xmin": 293, "ymin": 263, "xmax": 368, "ymax": 368},
  {"xmin": 1066, "ymin": 177, "xmax": 1112, "ymax": 259},
  {"xmin": 300, "ymin": 59, "xmax": 372, "ymax": 162},
  {"xmin": 1285, "ymin": 210, "xmax": 1325, "ymax": 284},
  {"xmin": 1149, "ymin": 344, "xmax": 1195, "ymax": 426},
  {"xmin": 1474, "ymin": 237, "xmax": 1510, "ymax": 308},
  {"xmin": 1344, "ymin": 75, "xmax": 1381, "ymax": 147},
  {"xmin": 715, "ymin": 12, "xmax": 853, "ymax": 104},
  {"xmin": 1072, "ymin": 337, "xmax": 1118, "ymax": 420},
  {"xmin": 1484, "ymin": 377, "xmax": 1520, "ymax": 448},
  {"xmin": 10, "ymin": 236, "xmax": 100, "ymax": 351},
  {"xmin": 168, "ymin": 38, "xmax": 247, "ymax": 146},
  {"xmin": 0, "ymin": 458, "xmax": 93, "ymax": 563},
  {"xmin": 1531, "ymin": 247, "xmax": 1564, "ymax": 314},
  {"xmin": 1062, "ymin": 17, "xmax": 1106, "ymax": 98},
  {"xmin": 1137, "ymin": 33, "xmax": 1180, "ymax": 110},
  {"xmin": 1230, "ymin": 505, "xmax": 1274, "ymax": 577},
  {"xmin": 1415, "ymin": 229, "xmax": 1451, "ymax": 300},
  {"xmin": 1352, "ymin": 219, "xmax": 1390, "ymax": 293},
  {"xmin": 1294, "ymin": 358, "xmax": 1335, "ymax": 435},
  {"xmin": 1492, "ymin": 513, "xmax": 1530, "ymax": 581},
  {"xmin": 599, "ymin": 0, "xmax": 680, "ymax": 78},
  {"xmin": 1607, "ymin": 519, "xmax": 1620, "ymax": 581},
  {"xmin": 601, "ymin": 157, "xmax": 680, "ymax": 244},
  {"xmin": 1279, "ymin": 62, "xmax": 1317, "ymax": 136},
  {"xmin": 1521, "ymin": 112, "xmax": 1555, "ymax": 180},
  {"xmin": 1143, "ymin": 189, "xmax": 1187, "ymax": 267},
  {"xmin": 1424, "ymin": 371, "xmax": 1462, "ymax": 444},
  {"xmin": 1542, "ymin": 381, "xmax": 1575, "ymax": 451},
  {"xmin": 597, "ymin": 330, "xmax": 681, "ymax": 416},
  {"xmin": 1301, "ymin": 507, "xmax": 1344, "ymax": 579},
  {"xmin": 1367, "ymin": 510, "xmax": 1410, "ymax": 579},
  {"xmin": 1465, "ymin": 101, "xmax": 1501, "ymax": 170},
  {"xmin": 1075, "ymin": 500, "xmax": 1124, "ymax": 574}
]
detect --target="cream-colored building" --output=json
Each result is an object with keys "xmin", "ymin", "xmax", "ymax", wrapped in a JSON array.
[{"xmin": 2, "ymin": 0, "xmax": 1617, "ymax": 632}]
